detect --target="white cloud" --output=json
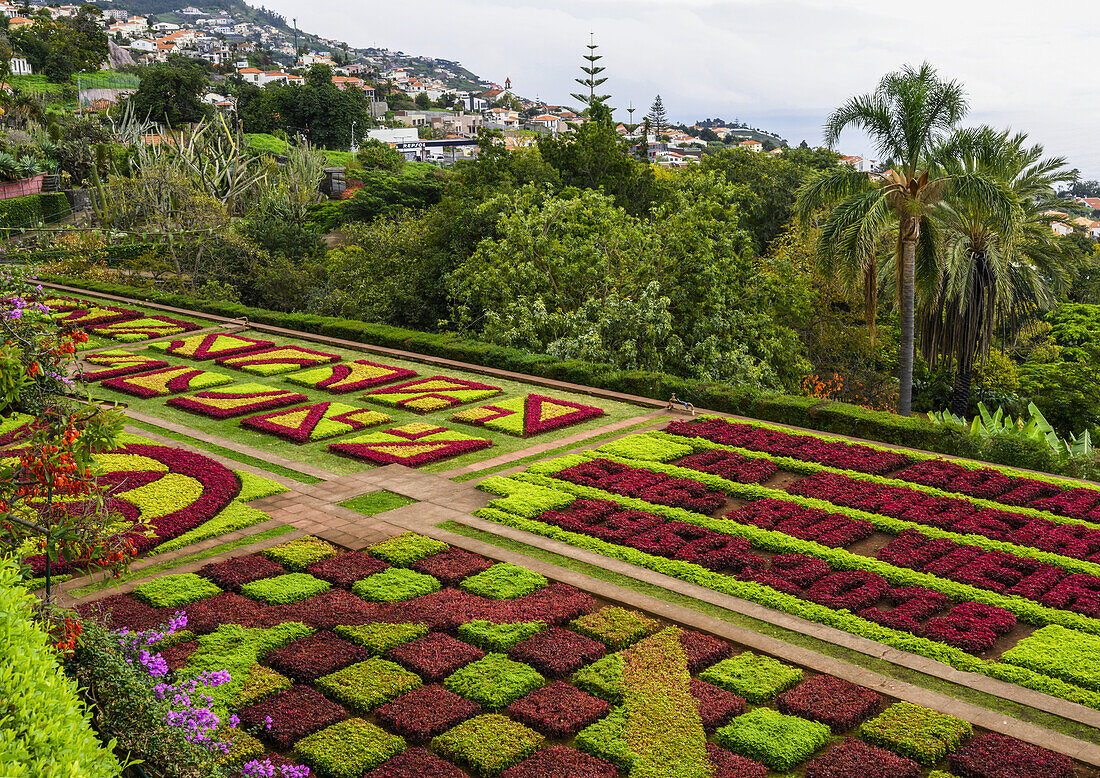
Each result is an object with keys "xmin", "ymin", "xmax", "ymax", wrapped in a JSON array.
[{"xmin": 262, "ymin": 0, "xmax": 1100, "ymax": 177}]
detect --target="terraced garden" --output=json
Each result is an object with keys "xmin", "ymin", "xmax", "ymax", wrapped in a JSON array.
[{"xmin": 14, "ymin": 287, "xmax": 1100, "ymax": 777}]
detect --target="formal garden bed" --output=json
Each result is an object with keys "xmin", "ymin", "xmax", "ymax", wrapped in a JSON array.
[
  {"xmin": 474, "ymin": 416, "xmax": 1100, "ymax": 711},
  {"xmin": 72, "ymin": 532, "xmax": 1092, "ymax": 778}
]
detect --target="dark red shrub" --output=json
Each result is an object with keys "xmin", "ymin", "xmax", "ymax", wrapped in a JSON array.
[
  {"xmin": 374, "ymin": 683, "xmax": 480, "ymax": 743},
  {"xmin": 198, "ymin": 554, "xmax": 285, "ymax": 592},
  {"xmin": 265, "ymin": 630, "xmax": 368, "ymax": 683},
  {"xmin": 859, "ymin": 587, "xmax": 948, "ymax": 633},
  {"xmin": 365, "ymin": 747, "xmax": 466, "ymax": 778},
  {"xmin": 411, "ymin": 547, "xmax": 495, "ymax": 586},
  {"xmin": 380, "ymin": 588, "xmax": 494, "ymax": 630},
  {"xmin": 679, "ymin": 630, "xmax": 734, "ymax": 673},
  {"xmin": 386, "ymin": 632, "xmax": 485, "ymax": 681},
  {"xmin": 161, "ymin": 640, "xmax": 199, "ymax": 671},
  {"xmin": 182, "ymin": 592, "xmax": 276, "ymax": 633},
  {"xmin": 508, "ymin": 627, "xmax": 606, "ymax": 676},
  {"xmin": 76, "ymin": 594, "xmax": 171, "ymax": 632},
  {"xmin": 501, "ymin": 746, "xmax": 618, "ymax": 778},
  {"xmin": 947, "ymin": 733, "xmax": 1073, "ymax": 778},
  {"xmin": 690, "ymin": 678, "xmax": 746, "ymax": 730},
  {"xmin": 506, "ymin": 681, "xmax": 610, "ymax": 738},
  {"xmin": 776, "ymin": 675, "xmax": 883, "ymax": 732},
  {"xmin": 503, "ymin": 581, "xmax": 597, "ymax": 625},
  {"xmin": 803, "ymin": 738, "xmax": 920, "ymax": 778},
  {"xmin": 920, "ymin": 603, "xmax": 1016, "ymax": 652},
  {"xmin": 306, "ymin": 552, "xmax": 388, "ymax": 588},
  {"xmin": 805, "ymin": 570, "xmax": 889, "ymax": 611},
  {"xmin": 273, "ymin": 588, "xmax": 382, "ymax": 628},
  {"xmin": 705, "ymin": 743, "xmax": 768, "ymax": 778},
  {"xmin": 237, "ymin": 685, "xmax": 347, "ymax": 749}
]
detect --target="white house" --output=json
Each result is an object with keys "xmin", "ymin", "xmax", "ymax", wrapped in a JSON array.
[
  {"xmin": 528, "ymin": 114, "xmax": 561, "ymax": 133},
  {"xmin": 129, "ymin": 38, "xmax": 158, "ymax": 53},
  {"xmin": 839, "ymin": 154, "xmax": 877, "ymax": 173},
  {"xmin": 9, "ymin": 55, "xmax": 32, "ymax": 76},
  {"xmin": 179, "ymin": 6, "xmax": 204, "ymax": 15},
  {"xmin": 738, "ymin": 139, "xmax": 763, "ymax": 153},
  {"xmin": 152, "ymin": 22, "xmax": 180, "ymax": 32}
]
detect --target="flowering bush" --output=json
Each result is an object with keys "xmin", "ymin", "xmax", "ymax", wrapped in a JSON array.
[{"xmin": 285, "ymin": 359, "xmax": 417, "ymax": 394}]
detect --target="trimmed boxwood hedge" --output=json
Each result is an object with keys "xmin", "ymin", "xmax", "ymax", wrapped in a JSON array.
[
  {"xmin": 0, "ymin": 561, "xmax": 122, "ymax": 777},
  {"xmin": 0, "ymin": 192, "xmax": 70, "ymax": 230},
  {"xmin": 42, "ymin": 277, "xmax": 1039, "ymax": 470}
]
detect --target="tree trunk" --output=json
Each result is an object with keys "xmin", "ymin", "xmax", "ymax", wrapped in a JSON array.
[
  {"xmin": 951, "ymin": 360, "xmax": 972, "ymax": 418},
  {"xmin": 898, "ymin": 216, "xmax": 919, "ymax": 417}
]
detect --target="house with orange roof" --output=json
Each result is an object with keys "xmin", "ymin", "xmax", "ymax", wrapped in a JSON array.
[
  {"xmin": 738, "ymin": 139, "xmax": 763, "ymax": 153},
  {"xmin": 7, "ymin": 16, "xmax": 34, "ymax": 29}
]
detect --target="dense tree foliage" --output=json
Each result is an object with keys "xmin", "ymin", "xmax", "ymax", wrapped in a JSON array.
[
  {"xmin": 9, "ymin": 7, "xmax": 107, "ymax": 82},
  {"xmin": 126, "ymin": 59, "xmax": 211, "ymax": 126}
]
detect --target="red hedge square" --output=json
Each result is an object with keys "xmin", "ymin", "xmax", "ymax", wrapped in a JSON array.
[
  {"xmin": 680, "ymin": 629, "xmax": 734, "ymax": 673},
  {"xmin": 412, "ymin": 547, "xmax": 495, "ymax": 586},
  {"xmin": 374, "ymin": 683, "xmax": 481, "ymax": 744},
  {"xmin": 160, "ymin": 640, "xmax": 199, "ymax": 671},
  {"xmin": 501, "ymin": 746, "xmax": 618, "ymax": 778},
  {"xmin": 776, "ymin": 675, "xmax": 883, "ymax": 732},
  {"xmin": 386, "ymin": 632, "xmax": 485, "ymax": 681},
  {"xmin": 947, "ymin": 733, "xmax": 1073, "ymax": 778},
  {"xmin": 365, "ymin": 747, "xmax": 466, "ymax": 778},
  {"xmin": 706, "ymin": 743, "xmax": 768, "ymax": 778},
  {"xmin": 237, "ymin": 685, "xmax": 347, "ymax": 749},
  {"xmin": 265, "ymin": 630, "xmax": 369, "ymax": 683},
  {"xmin": 76, "ymin": 594, "xmax": 171, "ymax": 632},
  {"xmin": 690, "ymin": 678, "xmax": 746, "ymax": 731},
  {"xmin": 184, "ymin": 592, "xmax": 277, "ymax": 633},
  {"xmin": 508, "ymin": 627, "xmax": 606, "ymax": 677},
  {"xmin": 306, "ymin": 552, "xmax": 389, "ymax": 588},
  {"xmin": 803, "ymin": 738, "xmax": 920, "ymax": 778},
  {"xmin": 506, "ymin": 681, "xmax": 610, "ymax": 738},
  {"xmin": 271, "ymin": 588, "xmax": 382, "ymax": 629},
  {"xmin": 198, "ymin": 553, "xmax": 285, "ymax": 592}
]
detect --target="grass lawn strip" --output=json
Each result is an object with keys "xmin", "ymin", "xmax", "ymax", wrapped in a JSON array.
[{"xmin": 340, "ymin": 491, "xmax": 418, "ymax": 517}]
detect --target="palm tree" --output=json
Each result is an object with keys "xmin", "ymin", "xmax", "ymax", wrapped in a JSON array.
[
  {"xmin": 918, "ymin": 127, "xmax": 1074, "ymax": 416},
  {"xmin": 797, "ymin": 63, "xmax": 1016, "ymax": 416}
]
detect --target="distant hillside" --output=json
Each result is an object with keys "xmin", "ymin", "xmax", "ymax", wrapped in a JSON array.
[{"xmin": 89, "ymin": 0, "xmax": 287, "ymax": 28}]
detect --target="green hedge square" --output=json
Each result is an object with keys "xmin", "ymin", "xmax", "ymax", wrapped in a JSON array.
[
  {"xmin": 352, "ymin": 568, "xmax": 441, "ymax": 602},
  {"xmin": 334, "ymin": 622, "xmax": 430, "ymax": 654},
  {"xmin": 431, "ymin": 714, "xmax": 543, "ymax": 776},
  {"xmin": 263, "ymin": 536, "xmax": 337, "ymax": 572},
  {"xmin": 457, "ymin": 621, "xmax": 545, "ymax": 652},
  {"xmin": 715, "ymin": 708, "xmax": 830, "ymax": 771},
  {"xmin": 294, "ymin": 718, "xmax": 405, "ymax": 778},
  {"xmin": 460, "ymin": 563, "xmax": 548, "ymax": 600},
  {"xmin": 700, "ymin": 652, "xmax": 803, "ymax": 703},
  {"xmin": 316, "ymin": 657, "xmax": 421, "ymax": 712},
  {"xmin": 367, "ymin": 532, "xmax": 449, "ymax": 565},
  {"xmin": 569, "ymin": 606, "xmax": 659, "ymax": 650},
  {"xmin": 217, "ymin": 728, "xmax": 265, "ymax": 769},
  {"xmin": 444, "ymin": 653, "xmax": 545, "ymax": 708},
  {"xmin": 573, "ymin": 652, "xmax": 624, "ymax": 703},
  {"xmin": 133, "ymin": 573, "xmax": 221, "ymax": 608},
  {"xmin": 237, "ymin": 664, "xmax": 292, "ymax": 708},
  {"xmin": 240, "ymin": 572, "xmax": 331, "ymax": 604},
  {"xmin": 860, "ymin": 702, "xmax": 973, "ymax": 766}
]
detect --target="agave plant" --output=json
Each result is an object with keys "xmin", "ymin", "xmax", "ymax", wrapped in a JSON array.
[
  {"xmin": 930, "ymin": 402, "xmax": 1093, "ymax": 458},
  {"xmin": 0, "ymin": 150, "xmax": 22, "ymax": 181},
  {"xmin": 18, "ymin": 156, "xmax": 42, "ymax": 177}
]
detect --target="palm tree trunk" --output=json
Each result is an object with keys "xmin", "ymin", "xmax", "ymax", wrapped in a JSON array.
[
  {"xmin": 951, "ymin": 360, "xmax": 972, "ymax": 418},
  {"xmin": 898, "ymin": 217, "xmax": 919, "ymax": 416}
]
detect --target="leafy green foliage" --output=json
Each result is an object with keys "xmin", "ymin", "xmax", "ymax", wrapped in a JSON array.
[
  {"xmin": 570, "ymin": 606, "xmax": 660, "ymax": 650},
  {"xmin": 353, "ymin": 567, "xmax": 442, "ymax": 602},
  {"xmin": 443, "ymin": 653, "xmax": 545, "ymax": 708},
  {"xmin": 859, "ymin": 702, "xmax": 972, "ymax": 765},
  {"xmin": 431, "ymin": 714, "xmax": 543, "ymax": 776},
  {"xmin": 699, "ymin": 652, "xmax": 803, "ymax": 703},
  {"xmin": 368, "ymin": 532, "xmax": 449, "ymax": 565},
  {"xmin": 574, "ymin": 651, "xmax": 625, "ymax": 702},
  {"xmin": 1001, "ymin": 625, "xmax": 1100, "ymax": 691},
  {"xmin": 9, "ymin": 7, "xmax": 107, "ymax": 82},
  {"xmin": 236, "ymin": 664, "xmax": 292, "ymax": 708},
  {"xmin": 459, "ymin": 562, "xmax": 548, "ymax": 599},
  {"xmin": 262, "ymin": 535, "xmax": 337, "ymax": 571},
  {"xmin": 133, "ymin": 572, "xmax": 222, "ymax": 608},
  {"xmin": 125, "ymin": 60, "xmax": 211, "ymax": 126},
  {"xmin": 334, "ymin": 622, "xmax": 430, "ymax": 654},
  {"xmin": 293, "ymin": 718, "xmax": 405, "ymax": 778},
  {"xmin": 0, "ymin": 561, "xmax": 121, "ymax": 777},
  {"xmin": 715, "ymin": 708, "xmax": 830, "ymax": 771},
  {"xmin": 457, "ymin": 620, "xmax": 546, "ymax": 651},
  {"xmin": 315, "ymin": 657, "xmax": 421, "ymax": 712},
  {"xmin": 240, "ymin": 572, "xmax": 331, "ymax": 604}
]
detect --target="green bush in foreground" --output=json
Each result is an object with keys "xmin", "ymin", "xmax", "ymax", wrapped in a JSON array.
[
  {"xmin": 460, "ymin": 563, "xmax": 547, "ymax": 599},
  {"xmin": 294, "ymin": 718, "xmax": 405, "ymax": 778},
  {"xmin": 575, "ymin": 706, "xmax": 634, "ymax": 770},
  {"xmin": 240, "ymin": 572, "xmax": 331, "ymax": 604},
  {"xmin": 457, "ymin": 620, "xmax": 546, "ymax": 651},
  {"xmin": 574, "ymin": 652, "xmax": 625, "ymax": 702},
  {"xmin": 353, "ymin": 567, "xmax": 441, "ymax": 602},
  {"xmin": 715, "ymin": 707, "xmax": 830, "ymax": 771},
  {"xmin": 367, "ymin": 532, "xmax": 449, "ymax": 565},
  {"xmin": 700, "ymin": 652, "xmax": 803, "ymax": 703},
  {"xmin": 133, "ymin": 573, "xmax": 222, "ymax": 608},
  {"xmin": 0, "ymin": 562, "xmax": 122, "ymax": 777},
  {"xmin": 859, "ymin": 702, "xmax": 972, "ymax": 766},
  {"xmin": 431, "ymin": 714, "xmax": 543, "ymax": 776},
  {"xmin": 444, "ymin": 653, "xmax": 545, "ymax": 708}
]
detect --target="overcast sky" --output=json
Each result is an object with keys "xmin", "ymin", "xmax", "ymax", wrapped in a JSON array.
[{"xmin": 261, "ymin": 0, "xmax": 1100, "ymax": 179}]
